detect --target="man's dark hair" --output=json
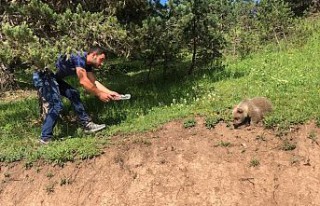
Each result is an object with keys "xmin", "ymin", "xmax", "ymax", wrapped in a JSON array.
[{"xmin": 88, "ymin": 46, "xmax": 107, "ymax": 55}]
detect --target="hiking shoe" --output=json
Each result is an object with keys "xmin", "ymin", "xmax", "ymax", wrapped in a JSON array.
[
  {"xmin": 39, "ymin": 138, "xmax": 51, "ymax": 145},
  {"xmin": 84, "ymin": 122, "xmax": 106, "ymax": 133}
]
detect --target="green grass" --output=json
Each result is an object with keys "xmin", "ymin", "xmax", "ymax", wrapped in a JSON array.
[{"xmin": 2, "ymin": 17, "xmax": 320, "ymax": 164}]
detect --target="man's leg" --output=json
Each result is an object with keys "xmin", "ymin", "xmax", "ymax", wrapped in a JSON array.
[
  {"xmin": 57, "ymin": 79, "xmax": 106, "ymax": 133},
  {"xmin": 38, "ymin": 76, "xmax": 63, "ymax": 142}
]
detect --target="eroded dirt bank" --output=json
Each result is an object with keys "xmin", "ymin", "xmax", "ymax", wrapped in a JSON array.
[{"xmin": 1, "ymin": 118, "xmax": 320, "ymax": 206}]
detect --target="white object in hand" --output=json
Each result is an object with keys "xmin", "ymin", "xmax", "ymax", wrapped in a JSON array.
[{"xmin": 120, "ymin": 94, "xmax": 131, "ymax": 100}]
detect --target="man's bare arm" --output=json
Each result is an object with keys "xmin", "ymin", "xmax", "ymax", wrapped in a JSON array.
[
  {"xmin": 87, "ymin": 72, "xmax": 121, "ymax": 100},
  {"xmin": 87, "ymin": 72, "xmax": 112, "ymax": 93},
  {"xmin": 95, "ymin": 81, "xmax": 113, "ymax": 93},
  {"xmin": 76, "ymin": 67, "xmax": 111, "ymax": 102}
]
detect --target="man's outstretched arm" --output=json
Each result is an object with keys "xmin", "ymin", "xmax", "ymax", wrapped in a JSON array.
[
  {"xmin": 87, "ymin": 71, "xmax": 121, "ymax": 100},
  {"xmin": 76, "ymin": 67, "xmax": 112, "ymax": 102}
]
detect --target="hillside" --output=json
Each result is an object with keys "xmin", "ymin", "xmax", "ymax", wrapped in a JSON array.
[
  {"xmin": 2, "ymin": 118, "xmax": 320, "ymax": 205},
  {"xmin": 1, "ymin": 15, "xmax": 320, "ymax": 206}
]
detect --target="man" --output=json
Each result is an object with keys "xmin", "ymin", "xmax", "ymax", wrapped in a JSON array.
[{"xmin": 33, "ymin": 46, "xmax": 121, "ymax": 144}]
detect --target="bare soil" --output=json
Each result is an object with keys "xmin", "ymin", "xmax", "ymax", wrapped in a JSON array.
[{"xmin": 1, "ymin": 117, "xmax": 320, "ymax": 206}]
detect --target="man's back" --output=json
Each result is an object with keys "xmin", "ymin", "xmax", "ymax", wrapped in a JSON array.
[{"xmin": 55, "ymin": 52, "xmax": 93, "ymax": 79}]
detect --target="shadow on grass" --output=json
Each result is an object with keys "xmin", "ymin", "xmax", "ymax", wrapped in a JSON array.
[{"xmin": 83, "ymin": 61, "xmax": 247, "ymax": 127}]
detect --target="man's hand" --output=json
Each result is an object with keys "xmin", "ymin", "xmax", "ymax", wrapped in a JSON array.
[
  {"xmin": 98, "ymin": 91, "xmax": 121, "ymax": 102},
  {"xmin": 97, "ymin": 92, "xmax": 111, "ymax": 102},
  {"xmin": 76, "ymin": 69, "xmax": 121, "ymax": 102},
  {"xmin": 108, "ymin": 91, "xmax": 121, "ymax": 100}
]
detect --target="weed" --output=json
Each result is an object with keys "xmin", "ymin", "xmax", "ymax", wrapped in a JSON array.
[
  {"xmin": 132, "ymin": 138, "xmax": 152, "ymax": 146},
  {"xmin": 316, "ymin": 117, "xmax": 320, "ymax": 128},
  {"xmin": 275, "ymin": 122, "xmax": 291, "ymax": 138},
  {"xmin": 249, "ymin": 158, "xmax": 260, "ymax": 167},
  {"xmin": 255, "ymin": 134, "xmax": 267, "ymax": 141},
  {"xmin": 281, "ymin": 140, "xmax": 296, "ymax": 151},
  {"xmin": 290, "ymin": 156, "xmax": 300, "ymax": 165},
  {"xmin": 205, "ymin": 116, "xmax": 220, "ymax": 129},
  {"xmin": 25, "ymin": 162, "xmax": 33, "ymax": 170},
  {"xmin": 226, "ymin": 122, "xmax": 232, "ymax": 128},
  {"xmin": 4, "ymin": 172, "xmax": 10, "ymax": 178},
  {"xmin": 307, "ymin": 130, "xmax": 318, "ymax": 142},
  {"xmin": 46, "ymin": 172, "xmax": 54, "ymax": 179},
  {"xmin": 114, "ymin": 155, "xmax": 125, "ymax": 168},
  {"xmin": 215, "ymin": 141, "xmax": 232, "ymax": 147},
  {"xmin": 183, "ymin": 118, "xmax": 196, "ymax": 128},
  {"xmin": 45, "ymin": 183, "xmax": 55, "ymax": 194},
  {"xmin": 60, "ymin": 177, "xmax": 72, "ymax": 186}
]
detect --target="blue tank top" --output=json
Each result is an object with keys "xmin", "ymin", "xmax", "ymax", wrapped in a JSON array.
[{"xmin": 55, "ymin": 52, "xmax": 93, "ymax": 79}]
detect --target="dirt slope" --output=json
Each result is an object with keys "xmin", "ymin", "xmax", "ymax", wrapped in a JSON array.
[{"xmin": 1, "ymin": 117, "xmax": 320, "ymax": 206}]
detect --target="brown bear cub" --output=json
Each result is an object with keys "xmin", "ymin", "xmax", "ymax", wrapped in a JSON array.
[{"xmin": 232, "ymin": 97, "xmax": 272, "ymax": 128}]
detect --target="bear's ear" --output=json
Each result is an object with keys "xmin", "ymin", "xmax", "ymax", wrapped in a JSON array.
[{"xmin": 237, "ymin": 108, "xmax": 243, "ymax": 113}]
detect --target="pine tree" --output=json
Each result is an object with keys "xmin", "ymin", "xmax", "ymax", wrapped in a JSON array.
[
  {"xmin": 256, "ymin": 0, "xmax": 293, "ymax": 48},
  {"xmin": 174, "ymin": 0, "xmax": 224, "ymax": 74}
]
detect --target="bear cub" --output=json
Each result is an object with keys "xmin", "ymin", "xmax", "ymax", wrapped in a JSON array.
[{"xmin": 232, "ymin": 97, "xmax": 272, "ymax": 128}]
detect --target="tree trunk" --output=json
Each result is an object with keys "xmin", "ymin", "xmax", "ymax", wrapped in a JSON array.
[
  {"xmin": 233, "ymin": 28, "xmax": 238, "ymax": 57},
  {"xmin": 0, "ymin": 63, "xmax": 16, "ymax": 95},
  {"xmin": 163, "ymin": 50, "xmax": 168, "ymax": 79},
  {"xmin": 188, "ymin": 38, "xmax": 196, "ymax": 75},
  {"xmin": 188, "ymin": 17, "xmax": 197, "ymax": 75},
  {"xmin": 146, "ymin": 56, "xmax": 154, "ymax": 82},
  {"xmin": 312, "ymin": 0, "xmax": 320, "ymax": 12},
  {"xmin": 273, "ymin": 28, "xmax": 281, "ymax": 51}
]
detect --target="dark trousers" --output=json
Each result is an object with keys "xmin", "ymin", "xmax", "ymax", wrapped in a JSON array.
[{"xmin": 33, "ymin": 72, "xmax": 91, "ymax": 140}]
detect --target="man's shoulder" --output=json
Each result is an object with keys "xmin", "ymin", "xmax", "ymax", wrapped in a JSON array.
[
  {"xmin": 69, "ymin": 52, "xmax": 87, "ymax": 67},
  {"xmin": 71, "ymin": 51, "xmax": 87, "ymax": 60}
]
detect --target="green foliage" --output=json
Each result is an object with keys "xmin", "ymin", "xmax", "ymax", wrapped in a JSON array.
[
  {"xmin": 284, "ymin": 0, "xmax": 313, "ymax": 16},
  {"xmin": 224, "ymin": 0, "xmax": 258, "ymax": 57},
  {"xmin": 249, "ymin": 158, "xmax": 260, "ymax": 167},
  {"xmin": 307, "ymin": 130, "xmax": 318, "ymax": 142},
  {"xmin": 256, "ymin": 0, "xmax": 293, "ymax": 44},
  {"xmin": 0, "ymin": 0, "xmax": 299, "ymax": 83},
  {"xmin": 281, "ymin": 140, "xmax": 297, "ymax": 151},
  {"xmin": 205, "ymin": 116, "xmax": 220, "ymax": 129},
  {"xmin": 0, "ymin": 1, "xmax": 129, "ymax": 69},
  {"xmin": 223, "ymin": 0, "xmax": 294, "ymax": 58},
  {"xmin": 183, "ymin": 118, "xmax": 197, "ymax": 128},
  {"xmin": 45, "ymin": 183, "xmax": 55, "ymax": 194},
  {"xmin": 60, "ymin": 177, "xmax": 73, "ymax": 186},
  {"xmin": 133, "ymin": 1, "xmax": 186, "ymax": 79},
  {"xmin": 173, "ymin": 0, "xmax": 225, "ymax": 73},
  {"xmin": 215, "ymin": 141, "xmax": 232, "ymax": 147}
]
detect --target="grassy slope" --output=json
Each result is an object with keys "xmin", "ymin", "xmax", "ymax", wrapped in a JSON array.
[{"xmin": 1, "ymin": 17, "xmax": 320, "ymax": 164}]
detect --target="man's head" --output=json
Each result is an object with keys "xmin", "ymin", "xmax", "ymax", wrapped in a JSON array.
[{"xmin": 87, "ymin": 46, "xmax": 107, "ymax": 68}]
